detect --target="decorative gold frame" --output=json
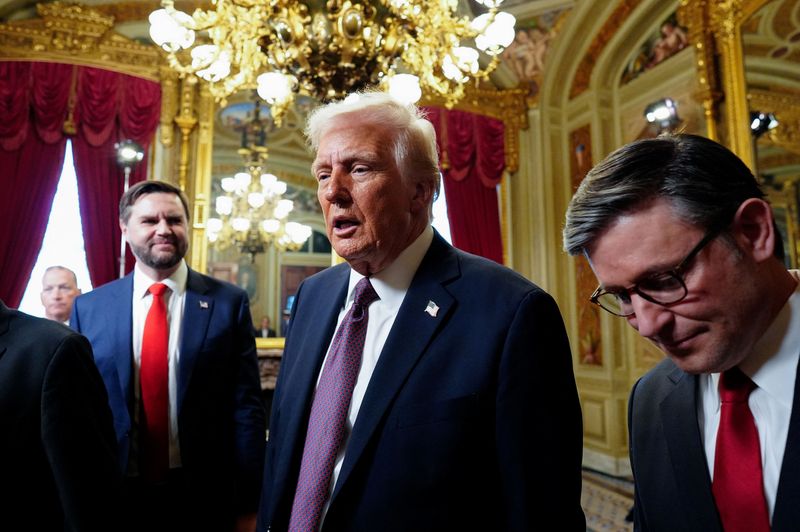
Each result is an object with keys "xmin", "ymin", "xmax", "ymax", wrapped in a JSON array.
[
  {"xmin": 679, "ymin": 0, "xmax": 773, "ymax": 168},
  {"xmin": 768, "ymin": 180, "xmax": 800, "ymax": 267}
]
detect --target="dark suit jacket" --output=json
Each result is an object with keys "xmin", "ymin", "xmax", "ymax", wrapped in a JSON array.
[
  {"xmin": 258, "ymin": 234, "xmax": 585, "ymax": 531},
  {"xmin": 0, "ymin": 301, "xmax": 120, "ymax": 532},
  {"xmin": 629, "ymin": 357, "xmax": 800, "ymax": 531},
  {"xmin": 70, "ymin": 269, "xmax": 266, "ymax": 519}
]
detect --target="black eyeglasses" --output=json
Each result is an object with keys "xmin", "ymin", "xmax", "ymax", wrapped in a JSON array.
[{"xmin": 590, "ymin": 227, "xmax": 722, "ymax": 317}]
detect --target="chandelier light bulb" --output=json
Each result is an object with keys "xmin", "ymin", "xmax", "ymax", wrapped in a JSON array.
[
  {"xmin": 453, "ymin": 47, "xmax": 480, "ymax": 74},
  {"xmin": 388, "ymin": 74, "xmax": 422, "ymax": 105},
  {"xmin": 273, "ymin": 180, "xmax": 287, "ymax": 195},
  {"xmin": 286, "ymin": 222, "xmax": 313, "ymax": 244},
  {"xmin": 260, "ymin": 173, "xmax": 278, "ymax": 189},
  {"xmin": 473, "ymin": 12, "xmax": 516, "ymax": 54},
  {"xmin": 257, "ymin": 72, "xmax": 294, "ymax": 105},
  {"xmin": 149, "ymin": 9, "xmax": 195, "ymax": 52},
  {"xmin": 220, "ymin": 177, "xmax": 236, "ymax": 192},
  {"xmin": 215, "ymin": 196, "xmax": 233, "ymax": 216},
  {"xmin": 442, "ymin": 55, "xmax": 467, "ymax": 82},
  {"xmin": 232, "ymin": 217, "xmax": 250, "ymax": 232},
  {"xmin": 262, "ymin": 219, "xmax": 281, "ymax": 233},
  {"xmin": 206, "ymin": 218, "xmax": 223, "ymax": 233},
  {"xmin": 248, "ymin": 192, "xmax": 266, "ymax": 208},
  {"xmin": 274, "ymin": 199, "xmax": 294, "ymax": 219},
  {"xmin": 234, "ymin": 171, "xmax": 251, "ymax": 191}
]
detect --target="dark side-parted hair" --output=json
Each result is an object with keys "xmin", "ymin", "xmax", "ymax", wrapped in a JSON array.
[
  {"xmin": 563, "ymin": 134, "xmax": 769, "ymax": 256},
  {"xmin": 119, "ymin": 180, "xmax": 191, "ymax": 224}
]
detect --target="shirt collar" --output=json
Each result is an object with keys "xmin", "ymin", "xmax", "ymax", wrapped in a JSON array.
[
  {"xmin": 345, "ymin": 226, "xmax": 434, "ymax": 309},
  {"xmin": 133, "ymin": 260, "xmax": 188, "ymax": 299},
  {"xmin": 731, "ymin": 274, "xmax": 800, "ymax": 409}
]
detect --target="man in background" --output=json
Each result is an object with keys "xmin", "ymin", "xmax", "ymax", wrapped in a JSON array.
[
  {"xmin": 71, "ymin": 180, "xmax": 266, "ymax": 532},
  {"xmin": 256, "ymin": 315, "xmax": 276, "ymax": 338},
  {"xmin": 41, "ymin": 265, "xmax": 81, "ymax": 324},
  {"xmin": 564, "ymin": 134, "xmax": 800, "ymax": 530},
  {"xmin": 258, "ymin": 93, "xmax": 585, "ymax": 531},
  {"xmin": 0, "ymin": 300, "xmax": 119, "ymax": 531}
]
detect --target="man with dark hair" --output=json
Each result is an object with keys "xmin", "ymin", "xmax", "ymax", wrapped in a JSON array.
[
  {"xmin": 41, "ymin": 265, "xmax": 81, "ymax": 324},
  {"xmin": 71, "ymin": 180, "xmax": 266, "ymax": 532},
  {"xmin": 564, "ymin": 134, "xmax": 800, "ymax": 531},
  {"xmin": 258, "ymin": 92, "xmax": 585, "ymax": 531},
  {"xmin": 0, "ymin": 301, "xmax": 120, "ymax": 531}
]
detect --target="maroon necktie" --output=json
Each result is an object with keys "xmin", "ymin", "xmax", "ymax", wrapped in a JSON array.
[
  {"xmin": 712, "ymin": 367, "xmax": 770, "ymax": 532},
  {"xmin": 288, "ymin": 278, "xmax": 379, "ymax": 531},
  {"xmin": 140, "ymin": 282, "xmax": 169, "ymax": 483}
]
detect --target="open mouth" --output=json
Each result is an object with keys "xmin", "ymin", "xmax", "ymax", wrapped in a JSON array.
[{"xmin": 332, "ymin": 217, "xmax": 359, "ymax": 234}]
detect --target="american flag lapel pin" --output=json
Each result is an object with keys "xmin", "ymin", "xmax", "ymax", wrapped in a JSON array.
[
  {"xmin": 424, "ymin": 300, "xmax": 439, "ymax": 317},
  {"xmin": 199, "ymin": 300, "xmax": 209, "ymax": 309}
]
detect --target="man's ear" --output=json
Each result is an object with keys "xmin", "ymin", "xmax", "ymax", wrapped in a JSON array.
[
  {"xmin": 731, "ymin": 198, "xmax": 775, "ymax": 262},
  {"xmin": 119, "ymin": 219, "xmax": 128, "ymax": 239},
  {"xmin": 411, "ymin": 180, "xmax": 433, "ymax": 214}
]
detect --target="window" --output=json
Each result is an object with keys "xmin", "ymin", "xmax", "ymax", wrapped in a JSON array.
[
  {"xmin": 18, "ymin": 141, "xmax": 93, "ymax": 316},
  {"xmin": 432, "ymin": 180, "xmax": 452, "ymax": 243}
]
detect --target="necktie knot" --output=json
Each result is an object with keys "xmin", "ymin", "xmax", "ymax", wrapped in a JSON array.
[
  {"xmin": 149, "ymin": 282, "xmax": 168, "ymax": 298},
  {"xmin": 719, "ymin": 367, "xmax": 756, "ymax": 404},
  {"xmin": 352, "ymin": 277, "xmax": 379, "ymax": 310}
]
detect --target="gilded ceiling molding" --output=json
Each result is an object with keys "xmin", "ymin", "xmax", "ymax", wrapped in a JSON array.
[
  {"xmin": 568, "ymin": 0, "xmax": 642, "ymax": 99},
  {"xmin": 0, "ymin": 1, "xmax": 162, "ymax": 81},
  {"xmin": 422, "ymin": 84, "xmax": 529, "ymax": 174}
]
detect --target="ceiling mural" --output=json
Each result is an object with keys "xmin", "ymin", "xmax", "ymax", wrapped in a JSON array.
[
  {"xmin": 500, "ymin": 7, "xmax": 569, "ymax": 103},
  {"xmin": 620, "ymin": 12, "xmax": 688, "ymax": 85}
]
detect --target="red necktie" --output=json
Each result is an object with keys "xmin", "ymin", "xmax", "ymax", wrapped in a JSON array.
[
  {"xmin": 140, "ymin": 282, "xmax": 170, "ymax": 483},
  {"xmin": 289, "ymin": 278, "xmax": 379, "ymax": 531},
  {"xmin": 712, "ymin": 367, "xmax": 770, "ymax": 532}
]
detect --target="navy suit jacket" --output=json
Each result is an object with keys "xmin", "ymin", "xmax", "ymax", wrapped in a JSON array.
[
  {"xmin": 258, "ymin": 234, "xmax": 585, "ymax": 531},
  {"xmin": 71, "ymin": 268, "xmax": 266, "ymax": 516},
  {"xmin": 0, "ymin": 302, "xmax": 120, "ymax": 532},
  {"xmin": 629, "ymin": 357, "xmax": 800, "ymax": 531}
]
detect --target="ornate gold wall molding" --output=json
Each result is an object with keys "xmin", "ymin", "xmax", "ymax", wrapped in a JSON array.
[
  {"xmin": 569, "ymin": 0, "xmax": 643, "ymax": 99},
  {"xmin": 0, "ymin": 1, "xmax": 162, "ymax": 81},
  {"xmin": 422, "ymin": 84, "xmax": 529, "ymax": 174},
  {"xmin": 679, "ymin": 0, "xmax": 772, "ymax": 169}
]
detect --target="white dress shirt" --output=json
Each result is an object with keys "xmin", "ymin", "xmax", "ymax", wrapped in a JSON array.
[
  {"xmin": 698, "ymin": 278, "xmax": 800, "ymax": 520},
  {"xmin": 318, "ymin": 226, "xmax": 434, "ymax": 521},
  {"xmin": 131, "ymin": 260, "xmax": 188, "ymax": 471}
]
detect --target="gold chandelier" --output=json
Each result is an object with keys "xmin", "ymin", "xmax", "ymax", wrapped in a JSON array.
[
  {"xmin": 149, "ymin": 0, "xmax": 515, "ymax": 122},
  {"xmin": 206, "ymin": 99, "xmax": 312, "ymax": 260}
]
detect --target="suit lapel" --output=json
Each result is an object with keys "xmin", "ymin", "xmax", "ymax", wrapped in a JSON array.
[
  {"xmin": 178, "ymin": 270, "xmax": 213, "ymax": 412},
  {"xmin": 270, "ymin": 265, "xmax": 350, "ymax": 515},
  {"xmin": 111, "ymin": 276, "xmax": 134, "ymax": 404},
  {"xmin": 771, "ymin": 348, "xmax": 800, "ymax": 531},
  {"xmin": 660, "ymin": 367, "xmax": 722, "ymax": 531},
  {"xmin": 332, "ymin": 235, "xmax": 459, "ymax": 499}
]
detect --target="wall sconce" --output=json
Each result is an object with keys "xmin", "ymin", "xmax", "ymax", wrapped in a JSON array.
[
  {"xmin": 644, "ymin": 98, "xmax": 681, "ymax": 132},
  {"xmin": 750, "ymin": 111, "xmax": 779, "ymax": 138},
  {"xmin": 115, "ymin": 139, "xmax": 144, "ymax": 278}
]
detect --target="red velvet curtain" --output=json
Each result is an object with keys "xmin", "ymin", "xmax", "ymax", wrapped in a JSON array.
[
  {"xmin": 0, "ymin": 61, "xmax": 161, "ymax": 305},
  {"xmin": 425, "ymin": 107, "xmax": 506, "ymax": 264},
  {"xmin": 0, "ymin": 62, "xmax": 70, "ymax": 307},
  {"xmin": 72, "ymin": 67, "xmax": 161, "ymax": 288}
]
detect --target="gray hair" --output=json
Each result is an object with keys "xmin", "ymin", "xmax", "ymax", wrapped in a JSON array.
[
  {"xmin": 305, "ymin": 91, "xmax": 441, "ymax": 203},
  {"xmin": 563, "ymin": 134, "xmax": 768, "ymax": 256},
  {"xmin": 43, "ymin": 265, "xmax": 78, "ymax": 286}
]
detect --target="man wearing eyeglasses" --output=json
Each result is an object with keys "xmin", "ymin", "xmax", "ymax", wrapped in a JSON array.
[{"xmin": 564, "ymin": 134, "xmax": 800, "ymax": 531}]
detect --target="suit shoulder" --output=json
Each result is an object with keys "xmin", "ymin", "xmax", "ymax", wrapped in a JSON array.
[
  {"xmin": 631, "ymin": 357, "xmax": 686, "ymax": 404},
  {"xmin": 74, "ymin": 277, "xmax": 129, "ymax": 305},
  {"xmin": 2, "ymin": 310, "xmax": 89, "ymax": 363},
  {"xmin": 454, "ymin": 248, "xmax": 547, "ymax": 299}
]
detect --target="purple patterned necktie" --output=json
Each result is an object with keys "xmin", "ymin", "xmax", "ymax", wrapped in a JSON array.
[{"xmin": 289, "ymin": 277, "xmax": 380, "ymax": 532}]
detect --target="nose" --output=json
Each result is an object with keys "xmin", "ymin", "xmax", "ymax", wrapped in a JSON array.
[
  {"xmin": 154, "ymin": 218, "xmax": 172, "ymax": 234},
  {"xmin": 322, "ymin": 168, "xmax": 352, "ymax": 206},
  {"xmin": 627, "ymin": 294, "xmax": 673, "ymax": 338}
]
